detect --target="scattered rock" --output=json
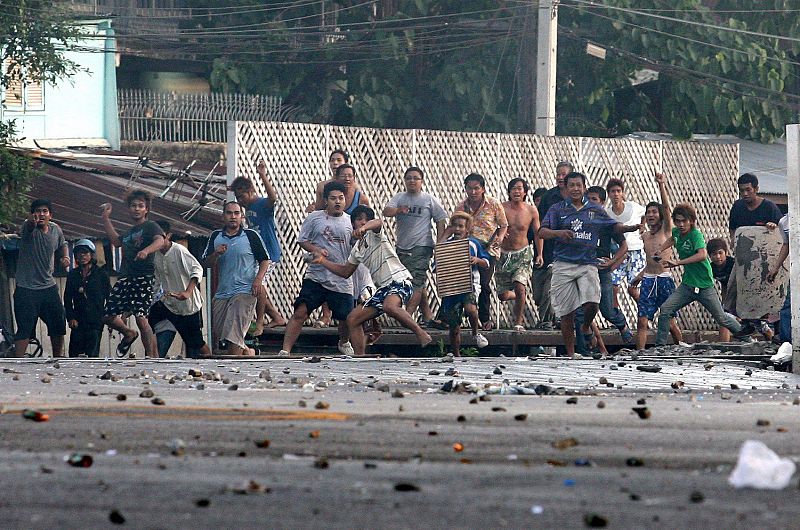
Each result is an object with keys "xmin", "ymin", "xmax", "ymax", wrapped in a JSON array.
[
  {"xmin": 228, "ymin": 384, "xmax": 239, "ymax": 391},
  {"xmin": 116, "ymin": 394, "xmax": 127, "ymax": 401},
  {"xmin": 632, "ymin": 407, "xmax": 651, "ymax": 419},
  {"xmin": 566, "ymin": 397, "xmax": 578, "ymax": 405},
  {"xmin": 671, "ymin": 381, "xmax": 685, "ymax": 389},
  {"xmin": 22, "ymin": 409, "xmax": 49, "ymax": 422},
  {"xmin": 636, "ymin": 365, "xmax": 661, "ymax": 373},
  {"xmin": 552, "ymin": 437, "xmax": 579, "ymax": 450},
  {"xmin": 491, "ymin": 407, "xmax": 507, "ymax": 412},
  {"xmin": 583, "ymin": 513, "xmax": 608, "ymax": 527},
  {"xmin": 730, "ymin": 383, "xmax": 739, "ymax": 390},
  {"xmin": 626, "ymin": 457, "xmax": 644, "ymax": 467},
  {"xmin": 598, "ymin": 377, "xmax": 608, "ymax": 385},
  {"xmin": 428, "ymin": 370, "xmax": 440, "ymax": 376},
  {"xmin": 313, "ymin": 457, "xmax": 329, "ymax": 469},
  {"xmin": 40, "ymin": 376, "xmax": 51, "ymax": 384},
  {"xmin": 255, "ymin": 439, "xmax": 271, "ymax": 448},
  {"xmin": 67, "ymin": 453, "xmax": 93, "ymax": 468},
  {"xmin": 493, "ymin": 367, "xmax": 502, "ymax": 375},
  {"xmin": 151, "ymin": 398, "xmax": 165, "ymax": 406},
  {"xmin": 259, "ymin": 370, "xmax": 272, "ymax": 381},
  {"xmin": 514, "ymin": 413, "xmax": 528, "ymax": 421},
  {"xmin": 391, "ymin": 389, "xmax": 404, "ymax": 398},
  {"xmin": 596, "ymin": 401, "xmax": 606, "ymax": 409},
  {"xmin": 452, "ymin": 442, "xmax": 464, "ymax": 452},
  {"xmin": 756, "ymin": 419, "xmax": 770, "ymax": 427},
  {"xmin": 394, "ymin": 482, "xmax": 420, "ymax": 492},
  {"xmin": 309, "ymin": 430, "xmax": 320, "ymax": 438},
  {"xmin": 689, "ymin": 490, "xmax": 704, "ymax": 503},
  {"xmin": 99, "ymin": 371, "xmax": 113, "ymax": 380},
  {"xmin": 315, "ymin": 401, "xmax": 330, "ymax": 409},
  {"xmin": 169, "ymin": 439, "xmax": 186, "ymax": 456},
  {"xmin": 88, "ymin": 391, "xmax": 98, "ymax": 397},
  {"xmin": 195, "ymin": 499, "xmax": 210, "ymax": 507},
  {"xmin": 109, "ymin": 510, "xmax": 125, "ymax": 524},
  {"xmin": 457, "ymin": 415, "xmax": 466, "ymax": 422},
  {"xmin": 139, "ymin": 389, "xmax": 155, "ymax": 398}
]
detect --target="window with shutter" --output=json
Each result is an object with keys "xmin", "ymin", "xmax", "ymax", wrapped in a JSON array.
[
  {"xmin": 1, "ymin": 58, "xmax": 44, "ymax": 111},
  {"xmin": 2, "ymin": 58, "xmax": 23, "ymax": 109}
]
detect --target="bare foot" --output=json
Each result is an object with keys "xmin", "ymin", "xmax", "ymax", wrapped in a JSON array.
[
  {"xmin": 252, "ymin": 322, "xmax": 265, "ymax": 337},
  {"xmin": 481, "ymin": 321, "xmax": 494, "ymax": 331},
  {"xmin": 266, "ymin": 319, "xmax": 287, "ymax": 329},
  {"xmin": 240, "ymin": 347, "xmax": 257, "ymax": 357},
  {"xmin": 418, "ymin": 332, "xmax": 432, "ymax": 348}
]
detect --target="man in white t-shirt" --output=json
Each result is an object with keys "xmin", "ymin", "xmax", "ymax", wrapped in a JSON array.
[
  {"xmin": 313, "ymin": 205, "xmax": 432, "ymax": 356},
  {"xmin": 383, "ymin": 166, "xmax": 448, "ymax": 324},
  {"xmin": 150, "ymin": 220, "xmax": 211, "ymax": 358},
  {"xmin": 280, "ymin": 181, "xmax": 354, "ymax": 356},
  {"xmin": 606, "ymin": 178, "xmax": 646, "ymax": 306}
]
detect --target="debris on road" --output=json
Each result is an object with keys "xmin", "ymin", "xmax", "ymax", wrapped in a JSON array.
[{"xmin": 728, "ymin": 440, "xmax": 797, "ymax": 490}]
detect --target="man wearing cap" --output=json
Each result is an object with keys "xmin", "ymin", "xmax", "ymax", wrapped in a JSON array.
[
  {"xmin": 150, "ymin": 220, "xmax": 212, "ymax": 358},
  {"xmin": 64, "ymin": 239, "xmax": 111, "ymax": 357}
]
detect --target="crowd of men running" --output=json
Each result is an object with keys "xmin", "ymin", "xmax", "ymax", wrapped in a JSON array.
[{"xmin": 8, "ymin": 151, "xmax": 791, "ymax": 359}]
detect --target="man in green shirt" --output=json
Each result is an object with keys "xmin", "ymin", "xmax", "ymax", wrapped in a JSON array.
[{"xmin": 654, "ymin": 203, "xmax": 753, "ymax": 345}]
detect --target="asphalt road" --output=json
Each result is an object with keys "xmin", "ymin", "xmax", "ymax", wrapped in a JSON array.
[{"xmin": 1, "ymin": 356, "xmax": 799, "ymax": 529}]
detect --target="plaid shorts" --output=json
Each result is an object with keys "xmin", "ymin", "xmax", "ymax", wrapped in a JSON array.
[
  {"xmin": 104, "ymin": 276, "xmax": 156, "ymax": 318},
  {"xmin": 364, "ymin": 280, "xmax": 413, "ymax": 315}
]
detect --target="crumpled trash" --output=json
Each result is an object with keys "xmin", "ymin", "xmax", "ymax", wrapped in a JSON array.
[
  {"xmin": 728, "ymin": 440, "xmax": 796, "ymax": 490},
  {"xmin": 770, "ymin": 342, "xmax": 792, "ymax": 363}
]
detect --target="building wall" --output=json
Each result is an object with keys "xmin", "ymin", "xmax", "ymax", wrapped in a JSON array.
[{"xmin": 3, "ymin": 20, "xmax": 119, "ymax": 149}]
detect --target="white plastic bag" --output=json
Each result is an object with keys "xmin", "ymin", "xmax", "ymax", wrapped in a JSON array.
[{"xmin": 728, "ymin": 440, "xmax": 797, "ymax": 490}]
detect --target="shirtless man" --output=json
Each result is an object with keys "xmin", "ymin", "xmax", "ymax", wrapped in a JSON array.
[
  {"xmin": 306, "ymin": 149, "xmax": 350, "ymax": 212},
  {"xmin": 497, "ymin": 178, "xmax": 543, "ymax": 330},
  {"xmin": 630, "ymin": 172, "xmax": 683, "ymax": 349}
]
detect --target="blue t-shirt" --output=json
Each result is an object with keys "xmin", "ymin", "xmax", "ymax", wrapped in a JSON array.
[
  {"xmin": 541, "ymin": 197, "xmax": 617, "ymax": 265},
  {"xmin": 245, "ymin": 197, "xmax": 281, "ymax": 262},
  {"xmin": 202, "ymin": 227, "xmax": 269, "ymax": 299}
]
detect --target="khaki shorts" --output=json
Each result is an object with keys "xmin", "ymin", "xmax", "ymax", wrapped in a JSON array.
[
  {"xmin": 397, "ymin": 246, "xmax": 433, "ymax": 290},
  {"xmin": 550, "ymin": 261, "xmax": 601, "ymax": 317},
  {"xmin": 211, "ymin": 293, "xmax": 256, "ymax": 352},
  {"xmin": 496, "ymin": 246, "xmax": 532, "ymax": 293}
]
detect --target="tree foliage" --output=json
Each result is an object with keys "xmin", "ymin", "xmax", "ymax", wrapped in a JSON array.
[
  {"xmin": 0, "ymin": 1, "xmax": 82, "ymax": 227},
  {"xmin": 0, "ymin": 1, "xmax": 84, "ymax": 89},
  {"xmin": 191, "ymin": 0, "xmax": 797, "ymax": 142}
]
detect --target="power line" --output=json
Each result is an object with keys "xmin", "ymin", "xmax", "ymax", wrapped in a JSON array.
[
  {"xmin": 561, "ymin": 3, "xmax": 800, "ymax": 73},
  {"xmin": 564, "ymin": 0, "xmax": 800, "ymax": 44}
]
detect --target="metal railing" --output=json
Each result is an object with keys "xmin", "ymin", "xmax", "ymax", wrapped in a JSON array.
[{"xmin": 118, "ymin": 89, "xmax": 284, "ymax": 143}]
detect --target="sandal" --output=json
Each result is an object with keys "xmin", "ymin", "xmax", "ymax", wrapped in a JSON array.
[
  {"xmin": 116, "ymin": 332, "xmax": 139, "ymax": 358},
  {"xmin": 513, "ymin": 324, "xmax": 525, "ymax": 332}
]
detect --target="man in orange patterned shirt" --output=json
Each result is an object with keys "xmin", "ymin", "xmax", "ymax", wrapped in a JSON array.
[{"xmin": 455, "ymin": 173, "xmax": 508, "ymax": 330}]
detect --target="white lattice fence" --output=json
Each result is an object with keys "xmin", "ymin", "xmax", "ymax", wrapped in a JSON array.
[{"xmin": 230, "ymin": 122, "xmax": 738, "ymax": 331}]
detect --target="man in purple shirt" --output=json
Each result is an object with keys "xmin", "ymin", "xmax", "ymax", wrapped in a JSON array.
[{"xmin": 539, "ymin": 172, "xmax": 641, "ymax": 358}]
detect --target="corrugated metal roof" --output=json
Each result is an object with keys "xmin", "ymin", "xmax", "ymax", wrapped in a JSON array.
[
  {"xmin": 3, "ymin": 149, "xmax": 226, "ymax": 240},
  {"xmin": 621, "ymin": 132, "xmax": 786, "ymax": 195}
]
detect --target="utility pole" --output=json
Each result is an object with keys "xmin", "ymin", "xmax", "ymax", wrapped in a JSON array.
[
  {"xmin": 786, "ymin": 124, "xmax": 800, "ymax": 374},
  {"xmin": 535, "ymin": 0, "xmax": 558, "ymax": 136}
]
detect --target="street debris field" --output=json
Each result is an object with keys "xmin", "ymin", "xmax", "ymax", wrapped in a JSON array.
[{"xmin": 1, "ymin": 352, "xmax": 799, "ymax": 529}]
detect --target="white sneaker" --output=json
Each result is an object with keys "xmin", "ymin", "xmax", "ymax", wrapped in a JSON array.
[
  {"xmin": 277, "ymin": 350, "xmax": 290, "ymax": 357},
  {"xmin": 770, "ymin": 342, "xmax": 792, "ymax": 363},
  {"xmin": 475, "ymin": 334, "xmax": 489, "ymax": 348},
  {"xmin": 338, "ymin": 341, "xmax": 355, "ymax": 355}
]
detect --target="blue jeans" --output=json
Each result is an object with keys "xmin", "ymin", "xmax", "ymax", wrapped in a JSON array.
[
  {"xmin": 575, "ymin": 268, "xmax": 628, "ymax": 353},
  {"xmin": 780, "ymin": 290, "xmax": 791, "ymax": 343},
  {"xmin": 656, "ymin": 283, "xmax": 741, "ymax": 345}
]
